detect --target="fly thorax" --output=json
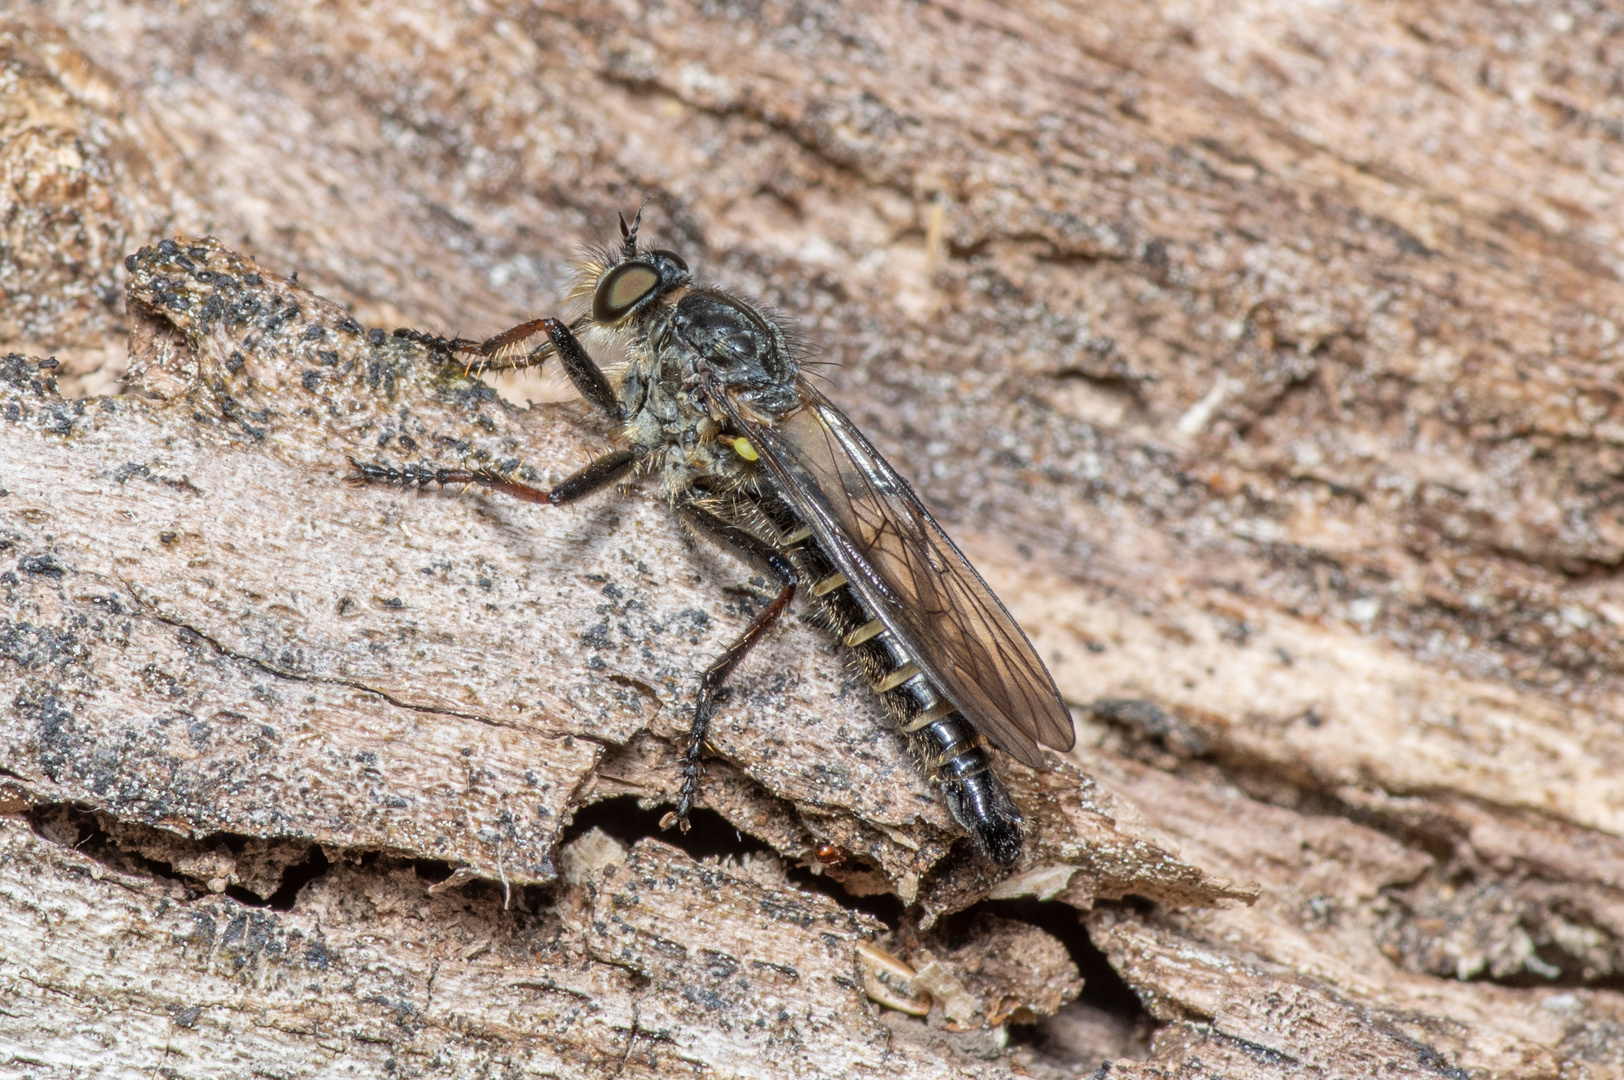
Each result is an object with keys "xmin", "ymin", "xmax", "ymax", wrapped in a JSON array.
[
  {"xmin": 670, "ymin": 290, "xmax": 800, "ymax": 418},
  {"xmin": 624, "ymin": 338, "xmax": 699, "ymax": 443}
]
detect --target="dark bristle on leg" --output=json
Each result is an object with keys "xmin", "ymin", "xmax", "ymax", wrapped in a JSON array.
[
  {"xmin": 344, "ymin": 457, "xmax": 554, "ymax": 503},
  {"xmin": 392, "ymin": 327, "xmax": 478, "ymax": 354}
]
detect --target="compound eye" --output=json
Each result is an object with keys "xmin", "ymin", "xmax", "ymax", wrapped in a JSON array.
[
  {"xmin": 649, "ymin": 248, "xmax": 689, "ymax": 275},
  {"xmin": 594, "ymin": 261, "xmax": 662, "ymax": 322}
]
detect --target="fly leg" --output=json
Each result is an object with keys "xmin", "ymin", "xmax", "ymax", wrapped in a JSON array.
[
  {"xmin": 346, "ymin": 449, "xmax": 635, "ymax": 506},
  {"xmin": 362, "ymin": 320, "xmax": 626, "ymax": 505},
  {"xmin": 662, "ymin": 505, "xmax": 800, "ymax": 832},
  {"xmin": 397, "ymin": 317, "xmax": 621, "ymax": 420}
]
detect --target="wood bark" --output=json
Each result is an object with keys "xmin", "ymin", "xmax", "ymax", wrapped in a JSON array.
[{"xmin": 3, "ymin": 1, "xmax": 1624, "ymax": 1076}]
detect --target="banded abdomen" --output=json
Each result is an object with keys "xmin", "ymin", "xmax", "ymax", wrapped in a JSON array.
[{"xmin": 792, "ymin": 537, "xmax": 1025, "ymax": 865}]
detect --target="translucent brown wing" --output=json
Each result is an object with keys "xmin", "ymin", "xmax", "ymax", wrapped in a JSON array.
[{"xmin": 718, "ymin": 382, "xmax": 1074, "ymax": 767}]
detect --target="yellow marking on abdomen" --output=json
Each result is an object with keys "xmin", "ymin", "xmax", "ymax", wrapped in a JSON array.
[
  {"xmin": 731, "ymin": 436, "xmax": 759, "ymax": 461},
  {"xmin": 782, "ymin": 524, "xmax": 813, "ymax": 545},
  {"xmin": 903, "ymin": 699, "xmax": 956, "ymax": 732},
  {"xmin": 876, "ymin": 662, "xmax": 921, "ymax": 694},
  {"xmin": 843, "ymin": 619, "xmax": 885, "ymax": 647},
  {"xmin": 811, "ymin": 572, "xmax": 847, "ymax": 597}
]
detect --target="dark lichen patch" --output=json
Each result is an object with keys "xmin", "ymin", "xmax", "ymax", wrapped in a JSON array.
[
  {"xmin": 0, "ymin": 617, "xmax": 88, "ymax": 669},
  {"xmin": 127, "ymin": 240, "xmax": 311, "ymax": 343},
  {"xmin": 17, "ymin": 553, "xmax": 66, "ymax": 578},
  {"xmin": 110, "ymin": 462, "xmax": 202, "ymax": 493},
  {"xmin": 1, "ymin": 354, "xmax": 64, "ymax": 404},
  {"xmin": 123, "ymin": 237, "xmax": 475, "ymax": 439}
]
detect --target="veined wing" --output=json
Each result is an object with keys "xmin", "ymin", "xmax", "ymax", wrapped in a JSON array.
[{"xmin": 719, "ymin": 382, "xmax": 1074, "ymax": 767}]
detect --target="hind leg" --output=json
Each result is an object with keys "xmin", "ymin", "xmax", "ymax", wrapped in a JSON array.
[{"xmin": 662, "ymin": 503, "xmax": 800, "ymax": 831}]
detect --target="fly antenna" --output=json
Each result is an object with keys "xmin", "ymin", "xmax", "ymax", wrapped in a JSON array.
[{"xmin": 620, "ymin": 197, "xmax": 651, "ymax": 257}]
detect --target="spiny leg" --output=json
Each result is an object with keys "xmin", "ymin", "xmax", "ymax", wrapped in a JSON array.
[
  {"xmin": 391, "ymin": 327, "xmax": 483, "ymax": 355},
  {"xmin": 662, "ymin": 504, "xmax": 800, "ymax": 832},
  {"xmin": 394, "ymin": 321, "xmax": 547, "ymax": 370},
  {"xmin": 346, "ymin": 449, "xmax": 635, "ymax": 506},
  {"xmin": 396, "ymin": 317, "xmax": 621, "ymax": 421}
]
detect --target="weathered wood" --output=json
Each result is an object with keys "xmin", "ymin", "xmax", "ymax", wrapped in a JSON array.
[
  {"xmin": 5, "ymin": 0, "xmax": 1624, "ymax": 1075},
  {"xmin": 0, "ymin": 145, "xmax": 1237, "ymax": 1080}
]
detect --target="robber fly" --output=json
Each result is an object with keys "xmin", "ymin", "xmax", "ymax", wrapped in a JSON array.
[{"xmin": 349, "ymin": 208, "xmax": 1075, "ymax": 865}]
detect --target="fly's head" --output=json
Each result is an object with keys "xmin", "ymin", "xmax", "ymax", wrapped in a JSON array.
[
  {"xmin": 577, "ymin": 208, "xmax": 801, "ymax": 420},
  {"xmin": 580, "ymin": 206, "xmax": 693, "ymax": 326}
]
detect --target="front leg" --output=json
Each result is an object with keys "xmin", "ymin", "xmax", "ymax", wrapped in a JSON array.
[
  {"xmin": 346, "ymin": 449, "xmax": 636, "ymax": 506},
  {"xmin": 397, "ymin": 316, "xmax": 621, "ymax": 421},
  {"xmin": 661, "ymin": 504, "xmax": 800, "ymax": 833}
]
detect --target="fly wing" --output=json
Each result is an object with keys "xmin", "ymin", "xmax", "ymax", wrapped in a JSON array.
[{"xmin": 721, "ymin": 383, "xmax": 1074, "ymax": 767}]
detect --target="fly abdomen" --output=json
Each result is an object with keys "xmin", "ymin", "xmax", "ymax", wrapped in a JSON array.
[
  {"xmin": 803, "ymin": 561, "xmax": 1025, "ymax": 865},
  {"xmin": 873, "ymin": 631, "xmax": 1025, "ymax": 866}
]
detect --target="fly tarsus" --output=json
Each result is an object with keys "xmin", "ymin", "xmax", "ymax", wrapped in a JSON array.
[
  {"xmin": 345, "ymin": 456, "xmax": 555, "ymax": 504},
  {"xmin": 392, "ymin": 327, "xmax": 480, "ymax": 355},
  {"xmin": 346, "ymin": 450, "xmax": 636, "ymax": 508},
  {"xmin": 397, "ymin": 318, "xmax": 621, "ymax": 422},
  {"xmin": 393, "ymin": 321, "xmax": 549, "ymax": 375}
]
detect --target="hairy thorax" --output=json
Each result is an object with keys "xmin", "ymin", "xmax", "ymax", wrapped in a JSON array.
[{"xmin": 608, "ymin": 287, "xmax": 801, "ymax": 501}]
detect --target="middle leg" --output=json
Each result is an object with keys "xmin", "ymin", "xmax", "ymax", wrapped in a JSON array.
[{"xmin": 346, "ymin": 448, "xmax": 635, "ymax": 506}]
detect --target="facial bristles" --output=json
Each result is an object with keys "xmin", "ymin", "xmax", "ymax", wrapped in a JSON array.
[{"xmin": 565, "ymin": 251, "xmax": 612, "ymax": 309}]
